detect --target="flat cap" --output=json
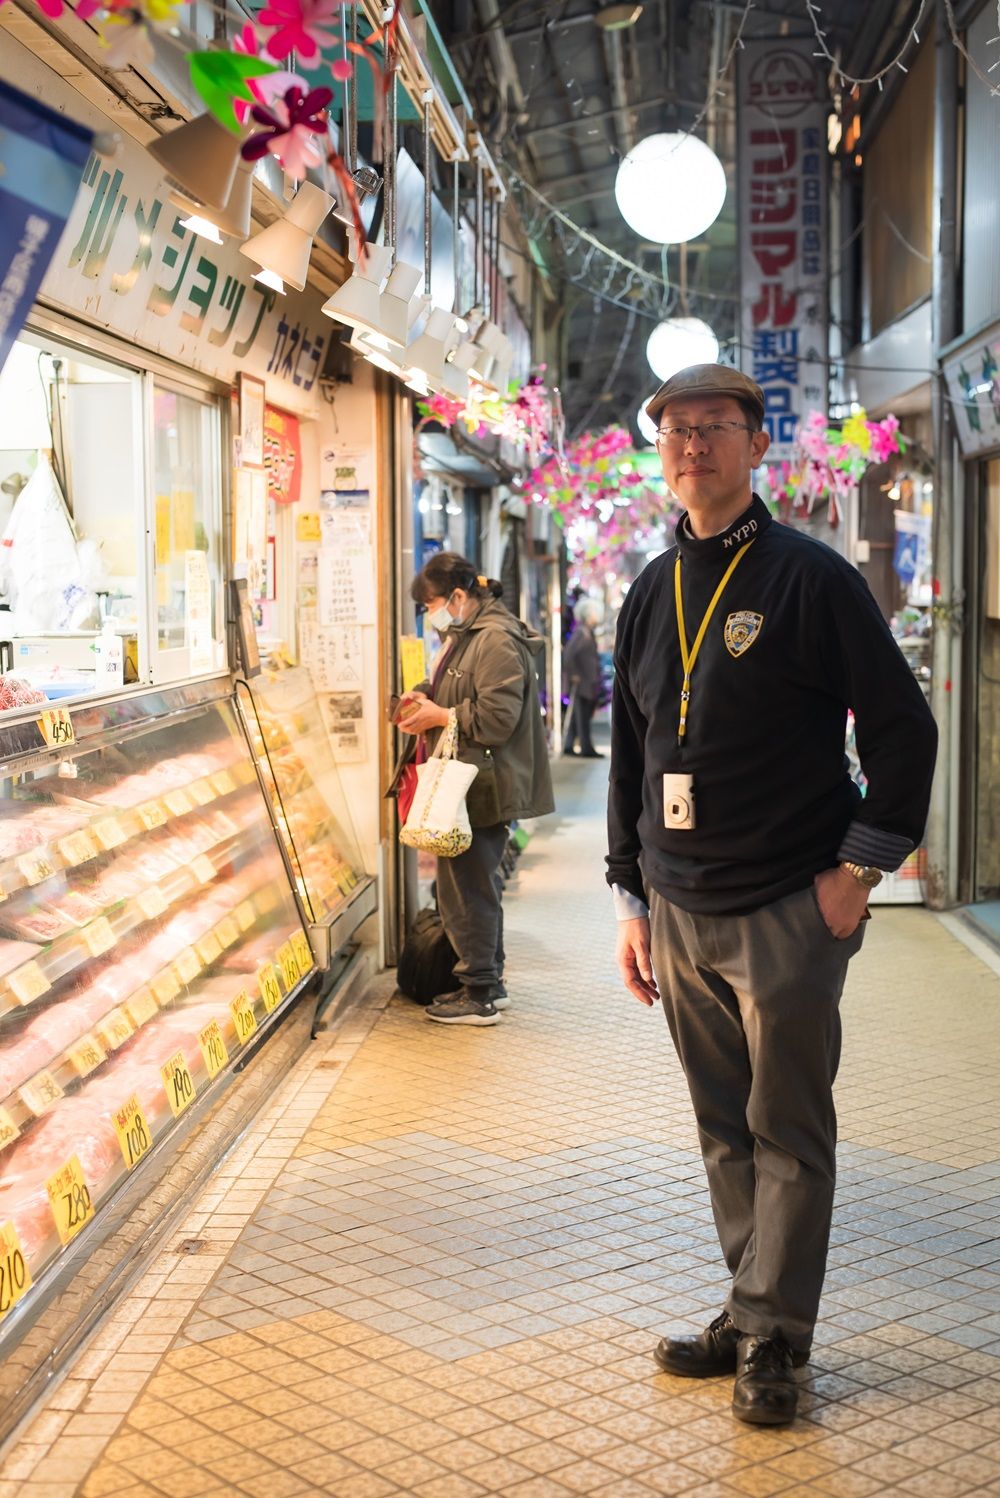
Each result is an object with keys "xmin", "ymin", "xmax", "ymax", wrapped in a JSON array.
[{"xmin": 645, "ymin": 363, "xmax": 765, "ymax": 427}]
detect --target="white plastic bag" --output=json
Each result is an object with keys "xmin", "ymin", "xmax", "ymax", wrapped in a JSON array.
[{"xmin": 399, "ymin": 710, "xmax": 478, "ymax": 857}]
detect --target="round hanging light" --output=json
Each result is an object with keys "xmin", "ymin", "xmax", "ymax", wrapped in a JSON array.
[
  {"xmin": 636, "ymin": 399, "xmax": 658, "ymax": 445},
  {"xmin": 646, "ymin": 317, "xmax": 719, "ymax": 381},
  {"xmin": 615, "ymin": 132, "xmax": 726, "ymax": 244}
]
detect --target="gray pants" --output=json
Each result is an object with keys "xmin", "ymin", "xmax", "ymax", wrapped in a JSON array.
[
  {"xmin": 436, "ymin": 823, "xmax": 508, "ymax": 993},
  {"xmin": 649, "ymin": 884, "xmax": 866, "ymax": 1353}
]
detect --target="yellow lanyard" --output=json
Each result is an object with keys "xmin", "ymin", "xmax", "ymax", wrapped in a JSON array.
[{"xmin": 674, "ymin": 541, "xmax": 755, "ymax": 746}]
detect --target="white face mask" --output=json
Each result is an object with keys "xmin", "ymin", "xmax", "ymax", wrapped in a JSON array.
[{"xmin": 426, "ymin": 592, "xmax": 458, "ymax": 633}]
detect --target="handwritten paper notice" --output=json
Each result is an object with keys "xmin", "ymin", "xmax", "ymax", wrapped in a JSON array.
[
  {"xmin": 299, "ymin": 623, "xmax": 364, "ymax": 690},
  {"xmin": 318, "ymin": 549, "xmax": 374, "ymax": 626}
]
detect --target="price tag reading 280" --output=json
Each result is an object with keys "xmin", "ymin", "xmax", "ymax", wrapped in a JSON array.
[
  {"xmin": 160, "ymin": 1052, "xmax": 196, "ymax": 1117},
  {"xmin": 46, "ymin": 1156, "xmax": 95, "ymax": 1245},
  {"xmin": 0, "ymin": 1221, "xmax": 31, "ymax": 1322}
]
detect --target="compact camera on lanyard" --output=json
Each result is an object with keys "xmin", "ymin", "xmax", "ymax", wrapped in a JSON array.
[{"xmin": 663, "ymin": 772, "xmax": 696, "ymax": 830}]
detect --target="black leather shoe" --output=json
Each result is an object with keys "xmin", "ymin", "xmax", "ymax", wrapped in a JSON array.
[
  {"xmin": 732, "ymin": 1335, "xmax": 798, "ymax": 1425},
  {"xmin": 653, "ymin": 1310, "xmax": 740, "ymax": 1378}
]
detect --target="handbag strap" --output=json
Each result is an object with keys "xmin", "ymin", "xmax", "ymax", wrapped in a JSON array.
[{"xmin": 430, "ymin": 708, "xmax": 459, "ymax": 761}]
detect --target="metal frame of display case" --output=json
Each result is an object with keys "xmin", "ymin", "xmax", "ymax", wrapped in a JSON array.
[{"xmin": 0, "ymin": 676, "xmax": 320, "ymax": 1446}]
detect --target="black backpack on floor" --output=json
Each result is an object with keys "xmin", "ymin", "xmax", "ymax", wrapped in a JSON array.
[{"xmin": 396, "ymin": 907, "xmax": 457, "ymax": 1005}]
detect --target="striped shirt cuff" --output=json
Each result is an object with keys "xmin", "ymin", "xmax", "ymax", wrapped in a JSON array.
[
  {"xmin": 612, "ymin": 884, "xmax": 650, "ymax": 921},
  {"xmin": 836, "ymin": 820, "xmax": 915, "ymax": 873}
]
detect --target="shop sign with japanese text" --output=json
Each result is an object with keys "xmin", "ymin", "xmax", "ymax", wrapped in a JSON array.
[
  {"xmin": 737, "ymin": 39, "xmax": 828, "ymax": 462},
  {"xmin": 32, "ymin": 86, "xmax": 327, "ymax": 411},
  {"xmin": 942, "ymin": 330, "xmax": 1000, "ymax": 458}
]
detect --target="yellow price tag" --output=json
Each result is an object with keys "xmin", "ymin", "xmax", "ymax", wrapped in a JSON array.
[
  {"xmin": 163, "ymin": 789, "xmax": 193, "ymax": 818},
  {"xmin": 37, "ymin": 707, "xmax": 75, "ymax": 748},
  {"xmin": 174, "ymin": 948, "xmax": 201, "ymax": 986},
  {"xmin": 296, "ymin": 511, "xmax": 321, "ymax": 543},
  {"xmin": 150, "ymin": 970, "xmax": 181, "ymax": 1007},
  {"xmin": 236, "ymin": 899, "xmax": 256, "ymax": 933},
  {"xmin": 8, "ymin": 961, "xmax": 50, "ymax": 1007},
  {"xmin": 0, "ymin": 1221, "xmax": 32, "ymax": 1321},
  {"xmin": 19, "ymin": 1070, "xmax": 64, "ymax": 1117},
  {"xmin": 93, "ymin": 816, "xmax": 127, "ymax": 852},
  {"xmin": 46, "ymin": 1156, "xmax": 94, "ymax": 1245},
  {"xmin": 276, "ymin": 942, "xmax": 300, "ymax": 992},
  {"xmin": 209, "ymin": 769, "xmax": 236, "ymax": 797},
  {"xmin": 216, "ymin": 916, "xmax": 239, "ymax": 949},
  {"xmin": 291, "ymin": 931, "xmax": 312, "ymax": 975},
  {"xmin": 112, "ymin": 1094, "xmax": 153, "ymax": 1169},
  {"xmin": 0, "ymin": 1108, "xmax": 20, "ymax": 1152},
  {"xmin": 16, "ymin": 850, "xmax": 56, "ymax": 887},
  {"xmin": 198, "ymin": 1020, "xmax": 229, "ymax": 1079},
  {"xmin": 80, "ymin": 916, "xmax": 116, "ymax": 959},
  {"xmin": 58, "ymin": 830, "xmax": 98, "ymax": 866},
  {"xmin": 258, "ymin": 964, "xmax": 283, "ymax": 1014},
  {"xmin": 160, "ymin": 1051, "xmax": 196, "ymax": 1117},
  {"xmin": 67, "ymin": 1033, "xmax": 106, "ymax": 1079},
  {"xmin": 138, "ymin": 800, "xmax": 167, "ymax": 832},
  {"xmin": 257, "ymin": 886, "xmax": 279, "ymax": 914},
  {"xmin": 192, "ymin": 854, "xmax": 215, "ymax": 885},
  {"xmin": 137, "ymin": 886, "xmax": 168, "ymax": 922},
  {"xmin": 194, "ymin": 931, "xmax": 222, "ymax": 967},
  {"xmin": 188, "ymin": 779, "xmax": 213, "ymax": 807},
  {"xmin": 400, "ymin": 634, "xmax": 428, "ymax": 694},
  {"xmin": 124, "ymin": 988, "xmax": 159, "ymax": 1026},
  {"xmin": 96, "ymin": 1007, "xmax": 133, "ymax": 1051},
  {"xmin": 230, "ymin": 991, "xmax": 258, "ymax": 1043}
]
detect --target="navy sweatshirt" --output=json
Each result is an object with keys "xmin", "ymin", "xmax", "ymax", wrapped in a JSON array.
[{"xmin": 607, "ymin": 495, "xmax": 938, "ymax": 915}]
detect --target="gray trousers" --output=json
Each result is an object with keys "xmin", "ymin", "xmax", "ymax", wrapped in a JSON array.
[
  {"xmin": 436, "ymin": 823, "xmax": 508, "ymax": 992},
  {"xmin": 649, "ymin": 884, "xmax": 866, "ymax": 1352}
]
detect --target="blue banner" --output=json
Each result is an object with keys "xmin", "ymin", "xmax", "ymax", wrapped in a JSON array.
[{"xmin": 0, "ymin": 82, "xmax": 94, "ymax": 375}]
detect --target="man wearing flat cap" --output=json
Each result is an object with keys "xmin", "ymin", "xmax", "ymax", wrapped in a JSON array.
[{"xmin": 607, "ymin": 364, "xmax": 937, "ymax": 1425}]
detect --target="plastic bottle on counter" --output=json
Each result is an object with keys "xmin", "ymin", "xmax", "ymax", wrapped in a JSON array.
[{"xmin": 93, "ymin": 618, "xmax": 124, "ymax": 691}]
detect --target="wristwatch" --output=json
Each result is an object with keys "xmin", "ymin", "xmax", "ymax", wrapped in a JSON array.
[{"xmin": 839, "ymin": 860, "xmax": 884, "ymax": 889}]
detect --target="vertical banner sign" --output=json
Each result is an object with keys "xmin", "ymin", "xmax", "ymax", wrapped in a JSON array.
[
  {"xmin": 738, "ymin": 41, "xmax": 828, "ymax": 462},
  {"xmin": 264, "ymin": 406, "xmax": 303, "ymax": 505},
  {"xmin": 0, "ymin": 82, "xmax": 94, "ymax": 377}
]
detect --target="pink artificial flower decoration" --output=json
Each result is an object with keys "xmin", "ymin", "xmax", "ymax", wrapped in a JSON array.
[
  {"xmin": 257, "ymin": 0, "xmax": 344, "ymax": 63},
  {"xmin": 242, "ymin": 84, "xmax": 332, "ymax": 180},
  {"xmin": 332, "ymin": 57, "xmax": 353, "ymax": 81}
]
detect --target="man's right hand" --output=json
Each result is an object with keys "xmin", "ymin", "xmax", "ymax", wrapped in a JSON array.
[{"xmin": 616, "ymin": 917, "xmax": 659, "ymax": 1007}]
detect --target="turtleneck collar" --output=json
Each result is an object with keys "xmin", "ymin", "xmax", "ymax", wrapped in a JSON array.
[{"xmin": 674, "ymin": 493, "xmax": 772, "ymax": 565}]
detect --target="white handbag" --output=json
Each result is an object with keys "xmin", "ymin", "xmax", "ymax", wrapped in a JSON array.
[{"xmin": 399, "ymin": 709, "xmax": 478, "ymax": 857}]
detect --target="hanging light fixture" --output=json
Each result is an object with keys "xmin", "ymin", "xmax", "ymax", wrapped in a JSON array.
[
  {"xmin": 239, "ymin": 182, "xmax": 335, "ymax": 295},
  {"xmin": 636, "ymin": 398, "xmax": 658, "ymax": 445},
  {"xmin": 148, "ymin": 114, "xmax": 244, "ymax": 212},
  {"xmin": 172, "ymin": 159, "xmax": 255, "ymax": 244},
  {"xmin": 615, "ymin": 132, "xmax": 726, "ymax": 244},
  {"xmin": 402, "ymin": 307, "xmax": 465, "ymax": 395},
  {"xmin": 321, "ymin": 236, "xmax": 394, "ymax": 328},
  {"xmin": 646, "ymin": 316, "xmax": 719, "ymax": 380}
]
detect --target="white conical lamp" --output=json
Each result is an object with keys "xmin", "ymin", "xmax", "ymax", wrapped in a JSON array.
[
  {"xmin": 483, "ymin": 333, "xmax": 514, "ymax": 395},
  {"xmin": 321, "ymin": 242, "xmax": 393, "ymax": 330},
  {"xmin": 171, "ymin": 158, "xmax": 255, "ymax": 244},
  {"xmin": 371, "ymin": 262, "xmax": 423, "ymax": 347},
  {"xmin": 468, "ymin": 320, "xmax": 504, "ymax": 381},
  {"xmin": 403, "ymin": 307, "xmax": 463, "ymax": 394},
  {"xmin": 149, "ymin": 114, "xmax": 243, "ymax": 211},
  {"xmin": 239, "ymin": 182, "xmax": 334, "ymax": 294}
]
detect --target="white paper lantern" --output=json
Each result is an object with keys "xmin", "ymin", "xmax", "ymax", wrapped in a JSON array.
[
  {"xmin": 636, "ymin": 399, "xmax": 658, "ymax": 445},
  {"xmin": 615, "ymin": 132, "xmax": 726, "ymax": 244},
  {"xmin": 646, "ymin": 317, "xmax": 719, "ymax": 381}
]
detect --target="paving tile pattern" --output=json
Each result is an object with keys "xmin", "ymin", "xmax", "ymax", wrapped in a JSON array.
[{"xmin": 4, "ymin": 755, "xmax": 1000, "ymax": 1497}]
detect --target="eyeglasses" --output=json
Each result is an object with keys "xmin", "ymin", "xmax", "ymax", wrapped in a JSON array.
[{"xmin": 655, "ymin": 421, "xmax": 754, "ymax": 445}]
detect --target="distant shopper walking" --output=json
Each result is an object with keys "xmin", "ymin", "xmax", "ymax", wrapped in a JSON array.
[
  {"xmin": 394, "ymin": 554, "xmax": 554, "ymax": 1026},
  {"xmin": 562, "ymin": 601, "xmax": 603, "ymax": 758}
]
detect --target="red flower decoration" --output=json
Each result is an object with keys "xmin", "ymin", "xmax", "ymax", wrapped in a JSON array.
[
  {"xmin": 241, "ymin": 84, "xmax": 332, "ymax": 180},
  {"xmin": 257, "ymin": 0, "xmax": 343, "ymax": 62}
]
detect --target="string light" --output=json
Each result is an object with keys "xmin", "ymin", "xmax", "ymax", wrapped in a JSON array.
[
  {"xmin": 944, "ymin": 0, "xmax": 1000, "ymax": 96},
  {"xmin": 804, "ymin": 0, "xmax": 930, "ymax": 90}
]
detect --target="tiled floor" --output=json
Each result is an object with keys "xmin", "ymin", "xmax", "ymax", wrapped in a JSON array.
[{"xmin": 5, "ymin": 755, "xmax": 1000, "ymax": 1497}]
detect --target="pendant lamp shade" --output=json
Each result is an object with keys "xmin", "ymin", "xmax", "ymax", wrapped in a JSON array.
[
  {"xmin": 170, "ymin": 156, "xmax": 254, "ymax": 243},
  {"xmin": 484, "ymin": 333, "xmax": 514, "ymax": 395},
  {"xmin": 469, "ymin": 320, "xmax": 504, "ymax": 381},
  {"xmin": 403, "ymin": 308, "xmax": 463, "ymax": 394},
  {"xmin": 374, "ymin": 262, "xmax": 424, "ymax": 347},
  {"xmin": 321, "ymin": 244, "xmax": 393, "ymax": 330},
  {"xmin": 239, "ymin": 182, "xmax": 334, "ymax": 294},
  {"xmin": 149, "ymin": 114, "xmax": 243, "ymax": 212}
]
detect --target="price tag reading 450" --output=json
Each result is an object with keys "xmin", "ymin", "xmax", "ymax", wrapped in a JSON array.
[
  {"xmin": 38, "ymin": 708, "xmax": 75, "ymax": 748},
  {"xmin": 46, "ymin": 1156, "xmax": 94, "ymax": 1245},
  {"xmin": 160, "ymin": 1052, "xmax": 196, "ymax": 1117},
  {"xmin": 113, "ymin": 1094, "xmax": 153, "ymax": 1169},
  {"xmin": 258, "ymin": 964, "xmax": 282, "ymax": 1014},
  {"xmin": 0, "ymin": 1221, "xmax": 31, "ymax": 1322}
]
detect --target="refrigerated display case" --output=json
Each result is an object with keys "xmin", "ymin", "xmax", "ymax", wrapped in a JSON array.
[
  {"xmin": 236, "ymin": 666, "xmax": 377, "ymax": 965},
  {"xmin": 0, "ymin": 678, "xmax": 316, "ymax": 1401}
]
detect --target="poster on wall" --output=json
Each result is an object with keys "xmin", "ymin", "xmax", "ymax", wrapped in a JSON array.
[
  {"xmin": 264, "ymin": 405, "xmax": 302, "ymax": 505},
  {"xmin": 299, "ymin": 622, "xmax": 364, "ymax": 690},
  {"xmin": 238, "ymin": 375, "xmax": 265, "ymax": 467},
  {"xmin": 319, "ymin": 692, "xmax": 365, "ymax": 762},
  {"xmin": 184, "ymin": 550, "xmax": 213, "ymax": 672},
  {"xmin": 737, "ymin": 39, "xmax": 828, "ymax": 462}
]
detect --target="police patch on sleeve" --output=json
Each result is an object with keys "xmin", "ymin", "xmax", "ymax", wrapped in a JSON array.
[{"xmin": 724, "ymin": 611, "xmax": 764, "ymax": 658}]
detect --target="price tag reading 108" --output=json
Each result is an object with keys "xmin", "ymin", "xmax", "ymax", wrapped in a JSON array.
[
  {"xmin": 112, "ymin": 1094, "xmax": 153, "ymax": 1169},
  {"xmin": 0, "ymin": 1221, "xmax": 31, "ymax": 1322},
  {"xmin": 160, "ymin": 1052, "xmax": 196, "ymax": 1117}
]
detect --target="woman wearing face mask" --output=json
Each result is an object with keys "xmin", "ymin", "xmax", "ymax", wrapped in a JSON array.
[{"xmin": 391, "ymin": 552, "xmax": 554, "ymax": 1026}]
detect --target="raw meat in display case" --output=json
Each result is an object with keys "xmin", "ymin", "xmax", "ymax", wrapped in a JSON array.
[{"xmin": 0, "ymin": 691, "xmax": 316, "ymax": 1330}]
